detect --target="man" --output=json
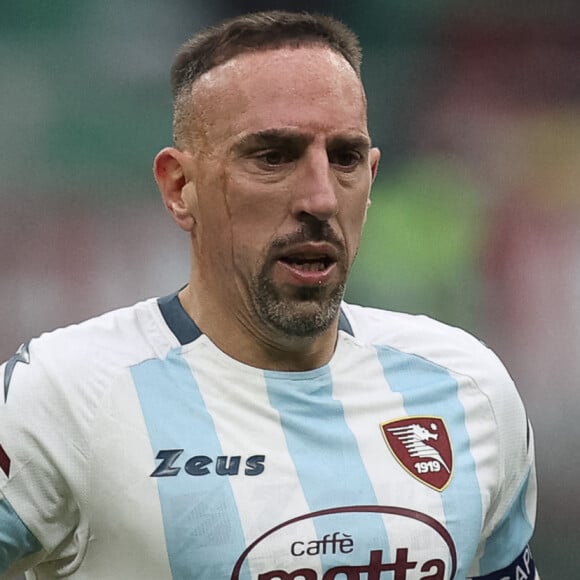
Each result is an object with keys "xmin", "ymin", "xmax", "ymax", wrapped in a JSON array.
[{"xmin": 0, "ymin": 11, "xmax": 539, "ymax": 580}]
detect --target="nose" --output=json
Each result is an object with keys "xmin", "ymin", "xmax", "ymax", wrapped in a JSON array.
[{"xmin": 291, "ymin": 148, "xmax": 338, "ymax": 222}]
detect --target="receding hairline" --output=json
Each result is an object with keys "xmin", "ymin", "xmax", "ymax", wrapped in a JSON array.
[
  {"xmin": 170, "ymin": 11, "xmax": 364, "ymax": 147},
  {"xmin": 171, "ymin": 11, "xmax": 362, "ymax": 98},
  {"xmin": 191, "ymin": 43, "xmax": 362, "ymax": 97}
]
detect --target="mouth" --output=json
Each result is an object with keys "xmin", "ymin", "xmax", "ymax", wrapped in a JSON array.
[
  {"xmin": 273, "ymin": 242, "xmax": 340, "ymax": 286},
  {"xmin": 278, "ymin": 253, "xmax": 335, "ymax": 272}
]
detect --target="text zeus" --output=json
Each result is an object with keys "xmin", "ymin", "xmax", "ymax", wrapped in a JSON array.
[{"xmin": 151, "ymin": 449, "xmax": 265, "ymax": 477}]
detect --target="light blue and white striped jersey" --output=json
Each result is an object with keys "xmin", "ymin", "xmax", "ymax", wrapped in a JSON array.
[{"xmin": 0, "ymin": 293, "xmax": 538, "ymax": 579}]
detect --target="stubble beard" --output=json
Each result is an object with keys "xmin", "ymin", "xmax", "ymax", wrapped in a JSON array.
[
  {"xmin": 250, "ymin": 221, "xmax": 349, "ymax": 337},
  {"xmin": 253, "ymin": 268, "xmax": 345, "ymax": 338}
]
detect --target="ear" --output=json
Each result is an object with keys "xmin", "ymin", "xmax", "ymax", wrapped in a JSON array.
[
  {"xmin": 363, "ymin": 147, "xmax": 381, "ymax": 222},
  {"xmin": 370, "ymin": 146, "xmax": 381, "ymax": 182},
  {"xmin": 153, "ymin": 147, "xmax": 197, "ymax": 232}
]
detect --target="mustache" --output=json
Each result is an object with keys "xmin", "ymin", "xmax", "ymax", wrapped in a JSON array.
[{"xmin": 269, "ymin": 220, "xmax": 344, "ymax": 252}]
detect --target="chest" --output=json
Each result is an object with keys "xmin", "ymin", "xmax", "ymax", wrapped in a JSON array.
[{"xmin": 84, "ymin": 348, "xmax": 497, "ymax": 579}]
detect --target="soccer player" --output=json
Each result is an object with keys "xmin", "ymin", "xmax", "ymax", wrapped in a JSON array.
[{"xmin": 0, "ymin": 11, "xmax": 539, "ymax": 579}]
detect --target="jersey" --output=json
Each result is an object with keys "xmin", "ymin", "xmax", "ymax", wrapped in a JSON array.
[{"xmin": 0, "ymin": 292, "xmax": 538, "ymax": 579}]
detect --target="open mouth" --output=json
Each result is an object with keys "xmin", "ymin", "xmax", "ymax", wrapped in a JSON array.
[
  {"xmin": 278, "ymin": 254, "xmax": 334, "ymax": 272},
  {"xmin": 272, "ymin": 241, "xmax": 341, "ymax": 286}
]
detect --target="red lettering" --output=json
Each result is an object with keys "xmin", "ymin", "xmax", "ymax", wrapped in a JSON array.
[
  {"xmin": 384, "ymin": 548, "xmax": 417, "ymax": 580},
  {"xmin": 322, "ymin": 566, "xmax": 360, "ymax": 580},
  {"xmin": 259, "ymin": 570, "xmax": 317, "ymax": 580},
  {"xmin": 258, "ymin": 548, "xmax": 438, "ymax": 580},
  {"xmin": 420, "ymin": 558, "xmax": 446, "ymax": 580}
]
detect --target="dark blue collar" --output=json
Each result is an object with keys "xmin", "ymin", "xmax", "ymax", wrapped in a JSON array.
[
  {"xmin": 157, "ymin": 290, "xmax": 354, "ymax": 346},
  {"xmin": 157, "ymin": 292, "xmax": 203, "ymax": 345}
]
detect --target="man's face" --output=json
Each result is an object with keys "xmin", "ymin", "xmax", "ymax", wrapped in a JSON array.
[{"xmin": 182, "ymin": 46, "xmax": 379, "ymax": 338}]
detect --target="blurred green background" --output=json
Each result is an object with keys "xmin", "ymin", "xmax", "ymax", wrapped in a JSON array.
[{"xmin": 2, "ymin": 1, "xmax": 579, "ymax": 577}]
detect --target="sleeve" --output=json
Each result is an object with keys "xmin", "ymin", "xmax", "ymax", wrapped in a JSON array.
[
  {"xmin": 468, "ymin": 367, "xmax": 540, "ymax": 579},
  {"xmin": 0, "ymin": 340, "xmax": 89, "ymax": 578}
]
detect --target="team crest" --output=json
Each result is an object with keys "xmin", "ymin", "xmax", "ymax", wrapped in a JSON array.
[{"xmin": 380, "ymin": 416, "xmax": 453, "ymax": 491}]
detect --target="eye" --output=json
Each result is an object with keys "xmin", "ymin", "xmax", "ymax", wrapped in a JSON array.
[
  {"xmin": 254, "ymin": 148, "xmax": 300, "ymax": 169},
  {"xmin": 329, "ymin": 149, "xmax": 363, "ymax": 170},
  {"xmin": 259, "ymin": 150, "xmax": 286, "ymax": 166}
]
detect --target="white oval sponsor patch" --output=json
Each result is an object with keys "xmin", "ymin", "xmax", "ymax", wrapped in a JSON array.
[{"xmin": 232, "ymin": 505, "xmax": 457, "ymax": 579}]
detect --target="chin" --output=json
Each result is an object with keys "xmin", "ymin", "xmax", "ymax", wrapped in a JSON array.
[{"xmin": 255, "ymin": 284, "xmax": 344, "ymax": 339}]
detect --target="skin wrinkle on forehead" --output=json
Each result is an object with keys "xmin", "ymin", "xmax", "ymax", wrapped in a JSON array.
[
  {"xmin": 194, "ymin": 45, "xmax": 361, "ymax": 102},
  {"xmin": 185, "ymin": 46, "xmax": 367, "ymax": 152}
]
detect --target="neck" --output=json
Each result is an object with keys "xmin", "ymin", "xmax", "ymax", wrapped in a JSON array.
[{"xmin": 177, "ymin": 285, "xmax": 340, "ymax": 371}]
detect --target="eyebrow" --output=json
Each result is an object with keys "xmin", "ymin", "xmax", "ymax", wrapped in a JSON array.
[
  {"xmin": 232, "ymin": 129, "xmax": 371, "ymax": 153},
  {"xmin": 232, "ymin": 129, "xmax": 311, "ymax": 153},
  {"xmin": 327, "ymin": 134, "xmax": 372, "ymax": 151}
]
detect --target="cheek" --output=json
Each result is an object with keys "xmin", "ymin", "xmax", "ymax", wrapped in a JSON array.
[
  {"xmin": 224, "ymin": 175, "xmax": 289, "ymax": 250},
  {"xmin": 224, "ymin": 172, "xmax": 289, "ymax": 220},
  {"xmin": 195, "ymin": 196, "xmax": 235, "ymax": 267},
  {"xmin": 228, "ymin": 218, "xmax": 273, "ymax": 268}
]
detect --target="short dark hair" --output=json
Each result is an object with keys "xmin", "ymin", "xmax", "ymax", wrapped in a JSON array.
[{"xmin": 171, "ymin": 10, "xmax": 363, "ymax": 146}]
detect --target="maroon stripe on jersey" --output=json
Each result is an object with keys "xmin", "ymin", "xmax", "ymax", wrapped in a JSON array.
[{"xmin": 0, "ymin": 444, "xmax": 10, "ymax": 477}]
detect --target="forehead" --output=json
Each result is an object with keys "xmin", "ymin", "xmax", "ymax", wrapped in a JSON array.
[{"xmin": 189, "ymin": 46, "xmax": 368, "ymax": 144}]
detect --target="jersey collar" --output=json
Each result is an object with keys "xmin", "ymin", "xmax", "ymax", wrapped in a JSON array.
[{"xmin": 157, "ymin": 290, "xmax": 354, "ymax": 346}]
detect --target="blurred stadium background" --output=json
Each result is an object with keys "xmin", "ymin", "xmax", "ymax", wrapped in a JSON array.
[{"xmin": 2, "ymin": 1, "xmax": 578, "ymax": 577}]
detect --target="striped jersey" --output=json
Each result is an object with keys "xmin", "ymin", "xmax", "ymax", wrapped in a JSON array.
[{"xmin": 0, "ymin": 293, "xmax": 538, "ymax": 579}]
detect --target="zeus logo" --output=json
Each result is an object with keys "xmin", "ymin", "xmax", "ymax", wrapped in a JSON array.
[{"xmin": 151, "ymin": 449, "xmax": 266, "ymax": 477}]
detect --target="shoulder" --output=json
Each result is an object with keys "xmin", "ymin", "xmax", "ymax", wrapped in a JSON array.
[
  {"xmin": 343, "ymin": 301, "xmax": 500, "ymax": 364},
  {"xmin": 1, "ymin": 297, "xmax": 178, "ymax": 409},
  {"xmin": 341, "ymin": 302, "xmax": 534, "ymax": 508},
  {"xmin": 341, "ymin": 302, "xmax": 520, "ymax": 410},
  {"xmin": 30, "ymin": 297, "xmax": 173, "ymax": 363},
  {"xmin": 0, "ymin": 297, "xmax": 181, "ymax": 499},
  {"xmin": 0, "ymin": 298, "xmax": 179, "ymax": 571}
]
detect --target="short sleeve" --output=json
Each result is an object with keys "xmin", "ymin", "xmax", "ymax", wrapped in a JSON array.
[{"xmin": 469, "ymin": 405, "xmax": 539, "ymax": 578}]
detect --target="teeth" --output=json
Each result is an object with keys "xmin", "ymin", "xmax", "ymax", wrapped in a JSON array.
[
  {"xmin": 280, "ymin": 254, "xmax": 332, "ymax": 271},
  {"xmin": 297, "ymin": 261, "xmax": 324, "ymax": 271},
  {"xmin": 292, "ymin": 260, "xmax": 326, "ymax": 271}
]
